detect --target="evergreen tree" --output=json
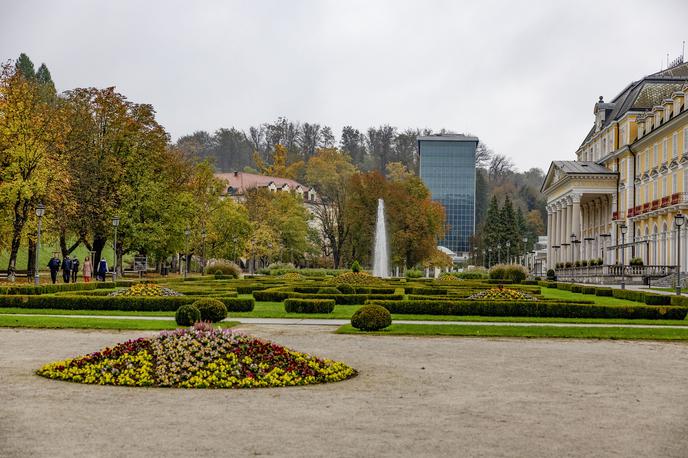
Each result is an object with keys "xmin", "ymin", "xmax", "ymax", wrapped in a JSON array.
[
  {"xmin": 15, "ymin": 53, "xmax": 35, "ymax": 79},
  {"xmin": 515, "ymin": 207, "xmax": 528, "ymax": 256},
  {"xmin": 500, "ymin": 196, "xmax": 516, "ymax": 261},
  {"xmin": 483, "ymin": 196, "xmax": 501, "ymax": 266}
]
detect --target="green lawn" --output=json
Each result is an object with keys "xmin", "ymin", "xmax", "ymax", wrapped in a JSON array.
[
  {"xmin": 336, "ymin": 323, "xmax": 688, "ymax": 340},
  {"xmin": 0, "ymin": 314, "xmax": 238, "ymax": 331},
  {"xmin": 539, "ymin": 287, "xmax": 649, "ymax": 306},
  {"xmin": 0, "ymin": 242, "xmax": 120, "ymax": 273}
]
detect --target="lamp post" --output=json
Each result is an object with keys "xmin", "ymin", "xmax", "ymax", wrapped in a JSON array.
[
  {"xmin": 522, "ymin": 236, "xmax": 528, "ymax": 266},
  {"xmin": 570, "ymin": 234, "xmax": 578, "ymax": 264},
  {"xmin": 112, "ymin": 216, "xmax": 120, "ymax": 282},
  {"xmin": 497, "ymin": 244, "xmax": 501, "ymax": 264},
  {"xmin": 184, "ymin": 226, "xmax": 191, "ymax": 279},
  {"xmin": 488, "ymin": 248, "xmax": 492, "ymax": 268},
  {"xmin": 674, "ymin": 214, "xmax": 685, "ymax": 295},
  {"xmin": 201, "ymin": 228, "xmax": 207, "ymax": 276},
  {"xmin": 505, "ymin": 241, "xmax": 511, "ymax": 264},
  {"xmin": 620, "ymin": 223, "xmax": 628, "ymax": 290},
  {"xmin": 34, "ymin": 203, "xmax": 45, "ymax": 286},
  {"xmin": 482, "ymin": 249, "xmax": 486, "ymax": 268},
  {"xmin": 599, "ymin": 233, "xmax": 611, "ymax": 265}
]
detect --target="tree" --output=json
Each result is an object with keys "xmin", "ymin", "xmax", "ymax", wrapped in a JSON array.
[
  {"xmin": 206, "ymin": 198, "xmax": 252, "ymax": 262},
  {"xmin": 366, "ymin": 125, "xmax": 396, "ymax": 172},
  {"xmin": 340, "ymin": 126, "xmax": 367, "ymax": 166},
  {"xmin": 15, "ymin": 53, "xmax": 35, "ymax": 79},
  {"xmin": 305, "ymin": 148, "xmax": 357, "ymax": 268},
  {"xmin": 254, "ymin": 144, "xmax": 304, "ymax": 180},
  {"xmin": 0, "ymin": 63, "xmax": 66, "ymax": 276}
]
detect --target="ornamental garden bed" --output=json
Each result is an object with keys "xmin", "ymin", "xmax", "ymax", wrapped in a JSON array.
[
  {"xmin": 0, "ymin": 295, "xmax": 254, "ymax": 312},
  {"xmin": 36, "ymin": 324, "xmax": 356, "ymax": 388}
]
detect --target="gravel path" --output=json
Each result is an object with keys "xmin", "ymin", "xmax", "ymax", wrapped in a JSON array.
[{"xmin": 1, "ymin": 326, "xmax": 688, "ymax": 457}]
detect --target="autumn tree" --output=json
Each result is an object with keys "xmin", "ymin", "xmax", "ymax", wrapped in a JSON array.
[
  {"xmin": 305, "ymin": 148, "xmax": 357, "ymax": 268},
  {"xmin": 0, "ymin": 63, "xmax": 66, "ymax": 276}
]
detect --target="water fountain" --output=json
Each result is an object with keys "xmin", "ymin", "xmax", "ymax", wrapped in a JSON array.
[{"xmin": 373, "ymin": 198, "xmax": 390, "ymax": 278}]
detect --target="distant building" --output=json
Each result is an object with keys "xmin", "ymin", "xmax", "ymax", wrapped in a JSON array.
[
  {"xmin": 417, "ymin": 134, "xmax": 478, "ymax": 256},
  {"xmin": 216, "ymin": 171, "xmax": 317, "ymax": 203}
]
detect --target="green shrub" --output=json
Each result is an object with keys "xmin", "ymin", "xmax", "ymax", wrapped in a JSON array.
[
  {"xmin": 644, "ymin": 293, "xmax": 671, "ymax": 305},
  {"xmin": 284, "ymin": 298, "xmax": 335, "ymax": 313},
  {"xmin": 317, "ymin": 287, "xmax": 341, "ymax": 294},
  {"xmin": 629, "ymin": 257, "xmax": 644, "ymax": 266},
  {"xmin": 351, "ymin": 260, "xmax": 362, "ymax": 273},
  {"xmin": 336, "ymin": 284, "xmax": 355, "ymax": 294},
  {"xmin": 595, "ymin": 287, "xmax": 613, "ymax": 296},
  {"xmin": 670, "ymin": 296, "xmax": 688, "ymax": 306},
  {"xmin": 252, "ymin": 289, "xmax": 292, "ymax": 302},
  {"xmin": 581, "ymin": 286, "xmax": 596, "ymax": 295},
  {"xmin": 570, "ymin": 285, "xmax": 582, "ymax": 293},
  {"xmin": 175, "ymin": 304, "xmax": 201, "ymax": 326},
  {"xmin": 490, "ymin": 264, "xmax": 527, "ymax": 283},
  {"xmin": 208, "ymin": 261, "xmax": 241, "ymax": 278},
  {"xmin": 457, "ymin": 271, "xmax": 487, "ymax": 280},
  {"xmin": 405, "ymin": 269, "xmax": 423, "ymax": 279},
  {"xmin": 366, "ymin": 299, "xmax": 688, "ymax": 320},
  {"xmin": 557, "ymin": 283, "xmax": 572, "ymax": 291},
  {"xmin": 612, "ymin": 289, "xmax": 645, "ymax": 303},
  {"xmin": 351, "ymin": 304, "xmax": 392, "ymax": 331},
  {"xmin": 192, "ymin": 298, "xmax": 228, "ymax": 323}
]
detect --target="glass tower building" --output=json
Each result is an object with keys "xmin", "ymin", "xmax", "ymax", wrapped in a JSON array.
[{"xmin": 417, "ymin": 135, "xmax": 478, "ymax": 256}]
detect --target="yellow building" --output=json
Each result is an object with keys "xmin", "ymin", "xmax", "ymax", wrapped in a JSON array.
[{"xmin": 542, "ymin": 61, "xmax": 688, "ymax": 279}]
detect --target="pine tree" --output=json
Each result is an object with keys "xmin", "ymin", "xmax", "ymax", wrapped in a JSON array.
[
  {"xmin": 483, "ymin": 195, "xmax": 501, "ymax": 266},
  {"xmin": 500, "ymin": 196, "xmax": 516, "ymax": 262},
  {"xmin": 15, "ymin": 53, "xmax": 35, "ymax": 79},
  {"xmin": 35, "ymin": 63, "xmax": 56, "ymax": 101}
]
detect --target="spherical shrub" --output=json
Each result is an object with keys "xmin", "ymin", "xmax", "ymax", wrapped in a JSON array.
[
  {"xmin": 317, "ymin": 286, "xmax": 341, "ymax": 294},
  {"xmin": 175, "ymin": 304, "xmax": 201, "ymax": 326},
  {"xmin": 351, "ymin": 304, "xmax": 392, "ymax": 331},
  {"xmin": 207, "ymin": 261, "xmax": 241, "ymax": 278},
  {"xmin": 351, "ymin": 260, "xmax": 361, "ymax": 273},
  {"xmin": 192, "ymin": 298, "xmax": 228, "ymax": 323}
]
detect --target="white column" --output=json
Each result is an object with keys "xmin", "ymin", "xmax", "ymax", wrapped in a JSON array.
[
  {"xmin": 571, "ymin": 194, "xmax": 581, "ymax": 263},
  {"xmin": 546, "ymin": 207, "xmax": 553, "ymax": 267}
]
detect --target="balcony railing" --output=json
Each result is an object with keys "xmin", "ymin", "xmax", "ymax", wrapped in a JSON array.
[
  {"xmin": 661, "ymin": 196, "xmax": 670, "ymax": 207},
  {"xmin": 554, "ymin": 265, "xmax": 677, "ymax": 282},
  {"xmin": 651, "ymin": 199, "xmax": 660, "ymax": 210},
  {"xmin": 612, "ymin": 211, "xmax": 619, "ymax": 220},
  {"xmin": 642, "ymin": 202, "xmax": 651, "ymax": 213},
  {"xmin": 627, "ymin": 208, "xmax": 634, "ymax": 217}
]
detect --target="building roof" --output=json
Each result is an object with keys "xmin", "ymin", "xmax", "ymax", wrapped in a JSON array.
[
  {"xmin": 581, "ymin": 61, "xmax": 688, "ymax": 146},
  {"xmin": 551, "ymin": 161, "xmax": 615, "ymax": 175},
  {"xmin": 215, "ymin": 171, "xmax": 312, "ymax": 196},
  {"xmin": 417, "ymin": 134, "xmax": 479, "ymax": 142}
]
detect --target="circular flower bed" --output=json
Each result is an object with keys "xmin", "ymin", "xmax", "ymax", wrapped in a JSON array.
[
  {"xmin": 435, "ymin": 273, "xmax": 460, "ymax": 283},
  {"xmin": 467, "ymin": 287, "xmax": 537, "ymax": 301},
  {"xmin": 108, "ymin": 282, "xmax": 182, "ymax": 297},
  {"xmin": 36, "ymin": 325, "xmax": 356, "ymax": 388},
  {"xmin": 328, "ymin": 271, "xmax": 383, "ymax": 285}
]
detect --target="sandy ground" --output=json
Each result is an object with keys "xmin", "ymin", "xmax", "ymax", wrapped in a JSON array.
[{"xmin": 1, "ymin": 327, "xmax": 688, "ymax": 458}]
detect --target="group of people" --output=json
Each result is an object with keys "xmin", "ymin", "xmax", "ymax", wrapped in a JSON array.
[{"xmin": 47, "ymin": 255, "xmax": 109, "ymax": 284}]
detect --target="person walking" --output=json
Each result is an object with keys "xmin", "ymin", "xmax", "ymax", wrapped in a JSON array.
[
  {"xmin": 97, "ymin": 258, "xmax": 108, "ymax": 282},
  {"xmin": 47, "ymin": 255, "xmax": 61, "ymax": 284},
  {"xmin": 61, "ymin": 256, "xmax": 72, "ymax": 283},
  {"xmin": 70, "ymin": 257, "xmax": 80, "ymax": 283},
  {"xmin": 82, "ymin": 256, "xmax": 92, "ymax": 283}
]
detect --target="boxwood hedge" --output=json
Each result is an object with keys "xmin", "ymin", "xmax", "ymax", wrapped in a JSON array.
[
  {"xmin": 0, "ymin": 295, "xmax": 254, "ymax": 312},
  {"xmin": 284, "ymin": 298, "xmax": 335, "ymax": 313},
  {"xmin": 365, "ymin": 299, "xmax": 688, "ymax": 320}
]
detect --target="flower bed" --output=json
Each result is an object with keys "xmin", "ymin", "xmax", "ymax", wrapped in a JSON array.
[
  {"xmin": 468, "ymin": 287, "xmax": 537, "ymax": 301},
  {"xmin": 109, "ymin": 282, "xmax": 182, "ymax": 297},
  {"xmin": 36, "ymin": 325, "xmax": 356, "ymax": 388}
]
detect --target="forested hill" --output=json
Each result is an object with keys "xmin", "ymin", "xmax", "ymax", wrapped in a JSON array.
[{"xmin": 175, "ymin": 118, "xmax": 548, "ymax": 242}]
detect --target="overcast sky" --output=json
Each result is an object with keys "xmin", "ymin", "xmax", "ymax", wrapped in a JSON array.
[{"xmin": 2, "ymin": 0, "xmax": 688, "ymax": 171}]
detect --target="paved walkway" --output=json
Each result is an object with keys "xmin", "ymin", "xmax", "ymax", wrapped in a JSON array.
[{"xmin": 5, "ymin": 313, "xmax": 688, "ymax": 329}]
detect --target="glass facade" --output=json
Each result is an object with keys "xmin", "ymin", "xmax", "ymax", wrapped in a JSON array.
[{"xmin": 418, "ymin": 137, "xmax": 477, "ymax": 255}]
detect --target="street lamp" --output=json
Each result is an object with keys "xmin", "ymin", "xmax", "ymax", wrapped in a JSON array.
[
  {"xmin": 34, "ymin": 203, "xmax": 45, "ymax": 286},
  {"xmin": 505, "ymin": 241, "xmax": 511, "ymax": 264},
  {"xmin": 112, "ymin": 216, "xmax": 120, "ymax": 282},
  {"xmin": 674, "ymin": 213, "xmax": 685, "ymax": 295},
  {"xmin": 482, "ymin": 249, "xmax": 486, "ymax": 268},
  {"xmin": 497, "ymin": 244, "xmax": 502, "ymax": 264},
  {"xmin": 488, "ymin": 248, "xmax": 492, "ymax": 268},
  {"xmin": 522, "ymin": 236, "xmax": 528, "ymax": 265},
  {"xmin": 184, "ymin": 226, "xmax": 191, "ymax": 279},
  {"xmin": 620, "ymin": 223, "xmax": 628, "ymax": 290},
  {"xmin": 201, "ymin": 228, "xmax": 207, "ymax": 276},
  {"xmin": 570, "ymin": 233, "xmax": 578, "ymax": 264}
]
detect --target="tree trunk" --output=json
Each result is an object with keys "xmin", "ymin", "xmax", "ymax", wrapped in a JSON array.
[
  {"xmin": 7, "ymin": 199, "xmax": 29, "ymax": 277},
  {"xmin": 92, "ymin": 235, "xmax": 107, "ymax": 275},
  {"xmin": 60, "ymin": 232, "xmax": 82, "ymax": 257},
  {"xmin": 27, "ymin": 239, "xmax": 36, "ymax": 282}
]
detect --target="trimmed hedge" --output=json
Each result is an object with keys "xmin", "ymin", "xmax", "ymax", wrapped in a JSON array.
[
  {"xmin": 612, "ymin": 289, "xmax": 645, "ymax": 303},
  {"xmin": 175, "ymin": 304, "xmax": 201, "ymax": 326},
  {"xmin": 595, "ymin": 288, "xmax": 613, "ymax": 296},
  {"xmin": 193, "ymin": 298, "xmax": 227, "ymax": 322},
  {"xmin": 351, "ymin": 304, "xmax": 392, "ymax": 331},
  {"xmin": 365, "ymin": 299, "xmax": 688, "ymax": 320},
  {"xmin": 643, "ymin": 293, "xmax": 671, "ymax": 306},
  {"xmin": 581, "ymin": 286, "xmax": 597, "ymax": 295},
  {"xmin": 284, "ymin": 298, "xmax": 335, "ymax": 313},
  {"xmin": 571, "ymin": 285, "xmax": 583, "ymax": 293},
  {"xmin": 0, "ymin": 295, "xmax": 254, "ymax": 312},
  {"xmin": 0, "ymin": 280, "xmax": 139, "ymax": 295}
]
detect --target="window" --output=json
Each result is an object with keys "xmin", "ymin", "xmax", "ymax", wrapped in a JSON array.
[
  {"xmin": 673, "ymin": 172, "xmax": 678, "ymax": 194},
  {"xmin": 645, "ymin": 184, "xmax": 649, "ymax": 202},
  {"xmin": 621, "ymin": 126, "xmax": 626, "ymax": 146},
  {"xmin": 653, "ymin": 181, "xmax": 658, "ymax": 199},
  {"xmin": 654, "ymin": 144, "xmax": 658, "ymax": 165},
  {"xmin": 684, "ymin": 128, "xmax": 688, "ymax": 154},
  {"xmin": 663, "ymin": 138, "xmax": 668, "ymax": 162},
  {"xmin": 663, "ymin": 177, "xmax": 667, "ymax": 196},
  {"xmin": 673, "ymin": 133, "xmax": 678, "ymax": 159},
  {"xmin": 645, "ymin": 149, "xmax": 649, "ymax": 170},
  {"xmin": 620, "ymin": 159, "xmax": 625, "ymax": 179}
]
